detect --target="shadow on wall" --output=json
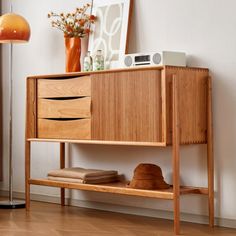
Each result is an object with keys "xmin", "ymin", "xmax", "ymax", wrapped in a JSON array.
[{"xmin": 210, "ymin": 69, "xmax": 236, "ymax": 219}]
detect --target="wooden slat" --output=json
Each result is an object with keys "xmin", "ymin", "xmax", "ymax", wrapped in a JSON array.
[
  {"xmin": 37, "ymin": 118, "xmax": 91, "ymax": 140},
  {"xmin": 25, "ymin": 141, "xmax": 31, "ymax": 211},
  {"xmin": 172, "ymin": 75, "xmax": 180, "ymax": 235},
  {"xmin": 38, "ymin": 97, "xmax": 91, "ymax": 119},
  {"xmin": 207, "ymin": 76, "xmax": 214, "ymax": 227},
  {"xmin": 165, "ymin": 67, "xmax": 209, "ymax": 144},
  {"xmin": 60, "ymin": 143, "xmax": 65, "ymax": 206},
  {"xmin": 29, "ymin": 179, "xmax": 173, "ymax": 199},
  {"xmin": 91, "ymin": 70, "xmax": 162, "ymax": 142},
  {"xmin": 180, "ymin": 186, "xmax": 208, "ymax": 195},
  {"xmin": 37, "ymin": 76, "xmax": 91, "ymax": 98},
  {"xmin": 29, "ymin": 178, "xmax": 208, "ymax": 199},
  {"xmin": 27, "ymin": 138, "xmax": 167, "ymax": 147},
  {"xmin": 161, "ymin": 69, "xmax": 167, "ymax": 143},
  {"xmin": 26, "ymin": 78, "xmax": 37, "ymax": 138}
]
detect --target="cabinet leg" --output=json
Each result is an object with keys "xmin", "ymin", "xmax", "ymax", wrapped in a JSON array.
[
  {"xmin": 25, "ymin": 141, "xmax": 31, "ymax": 211},
  {"xmin": 172, "ymin": 75, "xmax": 180, "ymax": 235},
  {"xmin": 207, "ymin": 77, "xmax": 214, "ymax": 227},
  {"xmin": 60, "ymin": 143, "xmax": 65, "ymax": 206}
]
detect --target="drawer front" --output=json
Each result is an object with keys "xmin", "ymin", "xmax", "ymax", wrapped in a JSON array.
[
  {"xmin": 37, "ymin": 118, "xmax": 91, "ymax": 139},
  {"xmin": 37, "ymin": 76, "xmax": 91, "ymax": 98},
  {"xmin": 38, "ymin": 97, "xmax": 91, "ymax": 119}
]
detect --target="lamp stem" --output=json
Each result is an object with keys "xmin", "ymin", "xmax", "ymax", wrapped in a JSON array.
[
  {"xmin": 9, "ymin": 0, "xmax": 13, "ymax": 203},
  {"xmin": 9, "ymin": 43, "xmax": 13, "ymax": 203}
]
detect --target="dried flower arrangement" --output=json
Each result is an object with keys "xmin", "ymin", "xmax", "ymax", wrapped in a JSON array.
[{"xmin": 48, "ymin": 3, "xmax": 96, "ymax": 38}]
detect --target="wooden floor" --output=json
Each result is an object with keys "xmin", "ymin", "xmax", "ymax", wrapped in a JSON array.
[{"xmin": 0, "ymin": 201, "xmax": 235, "ymax": 236}]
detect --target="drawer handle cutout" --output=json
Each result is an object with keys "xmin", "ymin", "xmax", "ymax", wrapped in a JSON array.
[
  {"xmin": 43, "ymin": 118, "xmax": 86, "ymax": 121},
  {"xmin": 42, "ymin": 96, "xmax": 88, "ymax": 100},
  {"xmin": 41, "ymin": 76, "xmax": 89, "ymax": 80}
]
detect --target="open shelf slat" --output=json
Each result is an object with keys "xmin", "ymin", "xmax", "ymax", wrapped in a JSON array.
[
  {"xmin": 27, "ymin": 138, "xmax": 167, "ymax": 147},
  {"xmin": 29, "ymin": 178, "xmax": 208, "ymax": 200}
]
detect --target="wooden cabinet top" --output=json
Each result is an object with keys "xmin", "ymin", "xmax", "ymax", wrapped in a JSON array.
[{"xmin": 26, "ymin": 66, "xmax": 209, "ymax": 80}]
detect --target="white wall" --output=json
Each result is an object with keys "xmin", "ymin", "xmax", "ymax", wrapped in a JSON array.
[{"xmin": 1, "ymin": 0, "xmax": 236, "ymax": 223}]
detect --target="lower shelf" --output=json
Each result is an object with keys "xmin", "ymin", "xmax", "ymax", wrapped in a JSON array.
[
  {"xmin": 29, "ymin": 178, "xmax": 208, "ymax": 200},
  {"xmin": 27, "ymin": 138, "xmax": 167, "ymax": 147}
]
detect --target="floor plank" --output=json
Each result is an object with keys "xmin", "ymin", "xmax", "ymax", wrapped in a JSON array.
[{"xmin": 0, "ymin": 201, "xmax": 235, "ymax": 236}]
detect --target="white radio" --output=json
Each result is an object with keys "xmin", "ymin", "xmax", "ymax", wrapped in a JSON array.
[{"xmin": 122, "ymin": 51, "xmax": 186, "ymax": 68}]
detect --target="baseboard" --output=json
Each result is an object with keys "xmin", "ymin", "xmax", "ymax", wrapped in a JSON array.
[{"xmin": 0, "ymin": 190, "xmax": 235, "ymax": 229}]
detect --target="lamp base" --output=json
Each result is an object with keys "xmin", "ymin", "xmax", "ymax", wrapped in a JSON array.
[{"xmin": 0, "ymin": 200, "xmax": 25, "ymax": 209}]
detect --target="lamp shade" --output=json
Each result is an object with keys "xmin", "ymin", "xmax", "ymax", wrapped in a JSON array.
[{"xmin": 0, "ymin": 13, "xmax": 30, "ymax": 43}]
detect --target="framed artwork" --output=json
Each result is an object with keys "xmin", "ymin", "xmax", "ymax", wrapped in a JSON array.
[{"xmin": 88, "ymin": 0, "xmax": 133, "ymax": 69}]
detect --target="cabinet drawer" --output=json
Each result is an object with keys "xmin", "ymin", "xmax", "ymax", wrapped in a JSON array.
[
  {"xmin": 37, "ymin": 76, "xmax": 91, "ymax": 98},
  {"xmin": 38, "ymin": 97, "xmax": 91, "ymax": 119},
  {"xmin": 37, "ymin": 118, "xmax": 91, "ymax": 139}
]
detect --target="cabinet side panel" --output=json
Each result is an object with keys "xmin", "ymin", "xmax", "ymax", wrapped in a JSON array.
[
  {"xmin": 91, "ymin": 70, "xmax": 162, "ymax": 142},
  {"xmin": 26, "ymin": 78, "xmax": 37, "ymax": 139},
  {"xmin": 166, "ymin": 67, "xmax": 209, "ymax": 144}
]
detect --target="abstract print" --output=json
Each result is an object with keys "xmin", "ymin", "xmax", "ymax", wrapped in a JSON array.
[{"xmin": 91, "ymin": 3, "xmax": 123, "ymax": 66}]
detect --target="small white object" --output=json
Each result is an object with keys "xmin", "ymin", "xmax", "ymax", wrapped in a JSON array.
[{"xmin": 122, "ymin": 51, "xmax": 186, "ymax": 68}]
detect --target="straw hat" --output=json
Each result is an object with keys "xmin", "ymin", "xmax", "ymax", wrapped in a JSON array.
[{"xmin": 128, "ymin": 163, "xmax": 170, "ymax": 190}]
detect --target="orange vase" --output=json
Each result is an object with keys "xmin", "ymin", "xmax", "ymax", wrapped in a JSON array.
[{"xmin": 65, "ymin": 37, "xmax": 81, "ymax": 72}]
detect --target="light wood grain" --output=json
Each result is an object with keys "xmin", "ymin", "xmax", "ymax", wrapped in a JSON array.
[
  {"xmin": 29, "ymin": 179, "xmax": 208, "ymax": 200},
  {"xmin": 37, "ymin": 76, "xmax": 91, "ymax": 98},
  {"xmin": 165, "ymin": 67, "xmax": 209, "ymax": 144},
  {"xmin": 29, "ymin": 178, "xmax": 174, "ymax": 199},
  {"xmin": 28, "ymin": 66, "xmax": 164, "ymax": 80},
  {"xmin": 38, "ymin": 97, "xmax": 91, "ymax": 118},
  {"xmin": 179, "ymin": 186, "xmax": 208, "ymax": 195},
  {"xmin": 161, "ymin": 69, "xmax": 167, "ymax": 143},
  {"xmin": 26, "ymin": 78, "xmax": 37, "ymax": 138},
  {"xmin": 91, "ymin": 70, "xmax": 162, "ymax": 142},
  {"xmin": 2, "ymin": 201, "xmax": 233, "ymax": 236},
  {"xmin": 27, "ymin": 138, "xmax": 167, "ymax": 147},
  {"xmin": 172, "ymin": 75, "xmax": 180, "ymax": 235},
  {"xmin": 207, "ymin": 76, "xmax": 214, "ymax": 227},
  {"xmin": 37, "ymin": 118, "xmax": 91, "ymax": 140},
  {"xmin": 27, "ymin": 65, "xmax": 209, "ymax": 81},
  {"xmin": 25, "ymin": 141, "xmax": 31, "ymax": 211},
  {"xmin": 60, "ymin": 143, "xmax": 65, "ymax": 206}
]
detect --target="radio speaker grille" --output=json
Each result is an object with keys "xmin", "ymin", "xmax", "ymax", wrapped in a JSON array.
[
  {"xmin": 152, "ymin": 53, "xmax": 161, "ymax": 64},
  {"xmin": 124, "ymin": 56, "xmax": 132, "ymax": 67}
]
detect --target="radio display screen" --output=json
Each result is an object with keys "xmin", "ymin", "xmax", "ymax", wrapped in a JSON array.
[{"xmin": 135, "ymin": 55, "xmax": 150, "ymax": 63}]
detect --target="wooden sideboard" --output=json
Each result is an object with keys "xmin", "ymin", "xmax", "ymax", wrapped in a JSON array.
[{"xmin": 25, "ymin": 66, "xmax": 214, "ymax": 235}]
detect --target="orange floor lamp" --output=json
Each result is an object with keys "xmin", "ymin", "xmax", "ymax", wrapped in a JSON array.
[{"xmin": 0, "ymin": 11, "xmax": 30, "ymax": 208}]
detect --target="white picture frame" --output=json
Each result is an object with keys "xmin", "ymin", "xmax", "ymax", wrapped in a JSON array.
[{"xmin": 88, "ymin": 0, "xmax": 133, "ymax": 69}]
